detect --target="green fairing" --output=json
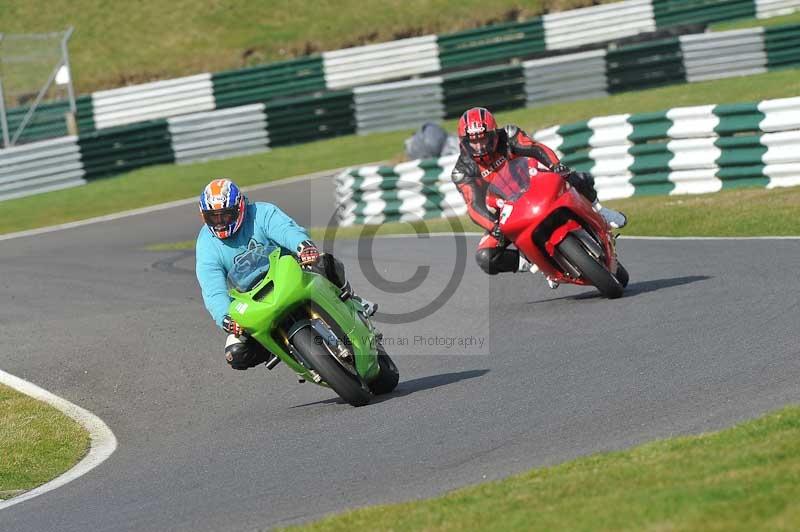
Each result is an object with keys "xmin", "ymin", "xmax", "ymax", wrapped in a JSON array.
[{"xmin": 227, "ymin": 248, "xmax": 380, "ymax": 385}]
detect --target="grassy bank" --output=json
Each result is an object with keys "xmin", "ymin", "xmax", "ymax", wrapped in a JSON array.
[
  {"xmin": 0, "ymin": 0, "xmax": 609, "ymax": 95},
  {"xmin": 285, "ymin": 406, "xmax": 800, "ymax": 531},
  {"xmin": 0, "ymin": 384, "xmax": 90, "ymax": 500},
  {"xmin": 4, "ymin": 68, "xmax": 800, "ymax": 237}
]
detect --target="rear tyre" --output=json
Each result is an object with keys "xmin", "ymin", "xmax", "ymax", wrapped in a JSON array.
[
  {"xmin": 615, "ymin": 262, "xmax": 630, "ymax": 288},
  {"xmin": 369, "ymin": 345, "xmax": 399, "ymax": 395},
  {"xmin": 291, "ymin": 327, "xmax": 372, "ymax": 407},
  {"xmin": 557, "ymin": 235, "xmax": 624, "ymax": 299}
]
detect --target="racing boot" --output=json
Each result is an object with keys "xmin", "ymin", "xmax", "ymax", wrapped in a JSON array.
[
  {"xmin": 593, "ymin": 200, "xmax": 627, "ymax": 229},
  {"xmin": 339, "ymin": 280, "xmax": 378, "ymax": 317}
]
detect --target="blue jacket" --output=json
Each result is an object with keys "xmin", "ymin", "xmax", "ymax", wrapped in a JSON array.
[{"xmin": 195, "ymin": 201, "xmax": 311, "ymax": 328}]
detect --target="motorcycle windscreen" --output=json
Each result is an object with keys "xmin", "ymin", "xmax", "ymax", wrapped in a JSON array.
[
  {"xmin": 226, "ymin": 242, "xmax": 281, "ymax": 292},
  {"xmin": 487, "ymin": 157, "xmax": 533, "ymax": 202}
]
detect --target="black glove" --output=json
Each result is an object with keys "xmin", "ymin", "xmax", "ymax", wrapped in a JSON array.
[
  {"xmin": 490, "ymin": 222, "xmax": 504, "ymax": 242},
  {"xmin": 552, "ymin": 162, "xmax": 572, "ymax": 177},
  {"xmin": 222, "ymin": 314, "xmax": 244, "ymax": 336}
]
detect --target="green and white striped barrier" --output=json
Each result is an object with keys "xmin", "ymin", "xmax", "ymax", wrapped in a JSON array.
[
  {"xmin": 6, "ymin": 0, "xmax": 799, "ymax": 147},
  {"xmin": 336, "ymin": 96, "xmax": 800, "ymax": 225}
]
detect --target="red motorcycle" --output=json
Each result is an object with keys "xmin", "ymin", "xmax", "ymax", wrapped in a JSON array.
[{"xmin": 489, "ymin": 156, "xmax": 629, "ymax": 298}]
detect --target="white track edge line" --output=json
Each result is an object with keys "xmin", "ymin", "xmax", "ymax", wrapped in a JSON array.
[
  {"xmin": 0, "ymin": 370, "xmax": 118, "ymax": 511},
  {"xmin": 0, "ymin": 164, "xmax": 372, "ymax": 243}
]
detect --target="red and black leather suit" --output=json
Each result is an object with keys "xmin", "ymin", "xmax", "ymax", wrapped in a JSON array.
[{"xmin": 452, "ymin": 125, "xmax": 597, "ymax": 275}]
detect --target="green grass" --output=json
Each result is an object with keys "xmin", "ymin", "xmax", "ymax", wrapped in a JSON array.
[
  {"xmin": 284, "ymin": 405, "xmax": 800, "ymax": 531},
  {"xmin": 0, "ymin": 0, "xmax": 612, "ymax": 96},
  {"xmin": 0, "ymin": 384, "xmax": 90, "ymax": 500},
  {"xmin": 4, "ymin": 68, "xmax": 800, "ymax": 237},
  {"xmin": 711, "ymin": 10, "xmax": 800, "ymax": 31}
]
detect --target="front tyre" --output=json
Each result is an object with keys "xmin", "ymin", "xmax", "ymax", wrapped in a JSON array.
[
  {"xmin": 557, "ymin": 234, "xmax": 624, "ymax": 299},
  {"xmin": 369, "ymin": 345, "xmax": 399, "ymax": 395},
  {"xmin": 291, "ymin": 327, "xmax": 372, "ymax": 407},
  {"xmin": 615, "ymin": 262, "xmax": 630, "ymax": 288}
]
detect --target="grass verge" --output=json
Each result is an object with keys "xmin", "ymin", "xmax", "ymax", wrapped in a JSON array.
[
  {"xmin": 283, "ymin": 405, "xmax": 800, "ymax": 531},
  {"xmin": 0, "ymin": 383, "xmax": 90, "ymax": 500},
  {"xmin": 4, "ymin": 68, "xmax": 800, "ymax": 237}
]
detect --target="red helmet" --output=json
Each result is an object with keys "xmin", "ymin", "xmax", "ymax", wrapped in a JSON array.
[{"xmin": 457, "ymin": 107, "xmax": 499, "ymax": 164}]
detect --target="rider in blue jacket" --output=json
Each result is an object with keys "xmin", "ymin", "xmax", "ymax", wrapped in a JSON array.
[{"xmin": 195, "ymin": 178, "xmax": 376, "ymax": 370}]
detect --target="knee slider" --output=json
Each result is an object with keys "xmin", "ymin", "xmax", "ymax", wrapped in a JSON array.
[{"xmin": 475, "ymin": 248, "xmax": 499, "ymax": 275}]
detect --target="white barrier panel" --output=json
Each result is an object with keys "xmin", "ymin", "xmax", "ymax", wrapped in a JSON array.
[
  {"xmin": 524, "ymin": 50, "xmax": 608, "ymax": 106},
  {"xmin": 0, "ymin": 136, "xmax": 86, "ymax": 201},
  {"xmin": 756, "ymin": 0, "xmax": 800, "ymax": 18},
  {"xmin": 323, "ymin": 35, "xmax": 441, "ymax": 90},
  {"xmin": 354, "ymin": 77, "xmax": 445, "ymax": 133},
  {"xmin": 92, "ymin": 74, "xmax": 215, "ymax": 129},
  {"xmin": 167, "ymin": 104, "xmax": 269, "ymax": 164},
  {"xmin": 758, "ymin": 96, "xmax": 800, "ymax": 131},
  {"xmin": 680, "ymin": 28, "xmax": 767, "ymax": 83},
  {"xmin": 543, "ymin": 0, "xmax": 655, "ymax": 50}
]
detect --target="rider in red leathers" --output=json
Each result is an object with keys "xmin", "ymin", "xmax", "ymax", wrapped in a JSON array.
[{"xmin": 451, "ymin": 107, "xmax": 626, "ymax": 288}]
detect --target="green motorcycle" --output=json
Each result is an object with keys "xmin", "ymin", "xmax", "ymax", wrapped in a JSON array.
[{"xmin": 226, "ymin": 242, "xmax": 399, "ymax": 406}]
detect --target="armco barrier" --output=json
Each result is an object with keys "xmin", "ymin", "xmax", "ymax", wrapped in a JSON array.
[
  {"xmin": 437, "ymin": 19, "xmax": 546, "ymax": 70},
  {"xmin": 322, "ymin": 36, "xmax": 441, "ymax": 90},
  {"xmin": 353, "ymin": 77, "xmax": 445, "ymax": 134},
  {"xmin": 336, "ymin": 96, "xmax": 800, "ymax": 225},
  {"xmin": 543, "ymin": 0, "xmax": 656, "ymax": 50},
  {"xmin": 524, "ymin": 50, "xmax": 608, "ymax": 105},
  {"xmin": 0, "ymin": 136, "xmax": 86, "ymax": 201},
  {"xmin": 757, "ymin": 0, "xmax": 800, "ymax": 17},
  {"xmin": 90, "ymin": 74, "xmax": 215, "ymax": 130},
  {"xmin": 652, "ymin": 0, "xmax": 756, "ymax": 28},
  {"xmin": 765, "ymin": 23, "xmax": 800, "ymax": 67},
  {"xmin": 265, "ymin": 90, "xmax": 355, "ymax": 146},
  {"xmin": 679, "ymin": 28, "xmax": 767, "ymax": 82},
  {"xmin": 211, "ymin": 56, "xmax": 326, "ymax": 110},
  {"xmin": 78, "ymin": 120, "xmax": 174, "ymax": 179},
  {"xmin": 606, "ymin": 37, "xmax": 685, "ymax": 93},
  {"xmin": 5, "ymin": 0, "xmax": 800, "ymax": 146},
  {"xmin": 167, "ymin": 104, "xmax": 269, "ymax": 164},
  {"xmin": 442, "ymin": 64, "xmax": 526, "ymax": 118}
]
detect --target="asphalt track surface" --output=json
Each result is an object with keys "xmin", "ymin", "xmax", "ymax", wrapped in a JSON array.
[{"xmin": 1, "ymin": 173, "xmax": 799, "ymax": 531}]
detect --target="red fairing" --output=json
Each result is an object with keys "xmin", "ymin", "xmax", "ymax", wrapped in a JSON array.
[{"xmin": 491, "ymin": 157, "xmax": 617, "ymax": 284}]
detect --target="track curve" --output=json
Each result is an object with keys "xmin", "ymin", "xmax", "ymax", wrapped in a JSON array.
[{"xmin": 1, "ymin": 174, "xmax": 799, "ymax": 531}]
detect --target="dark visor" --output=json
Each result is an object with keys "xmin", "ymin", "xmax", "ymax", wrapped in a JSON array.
[
  {"xmin": 463, "ymin": 130, "xmax": 497, "ymax": 157},
  {"xmin": 202, "ymin": 207, "xmax": 238, "ymax": 228}
]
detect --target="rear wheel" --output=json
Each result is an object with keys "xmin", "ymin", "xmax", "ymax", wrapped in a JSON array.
[
  {"xmin": 291, "ymin": 327, "xmax": 372, "ymax": 407},
  {"xmin": 557, "ymin": 234, "xmax": 624, "ymax": 299},
  {"xmin": 369, "ymin": 345, "xmax": 399, "ymax": 395}
]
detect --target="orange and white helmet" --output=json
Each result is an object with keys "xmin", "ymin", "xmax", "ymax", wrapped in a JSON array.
[{"xmin": 199, "ymin": 179, "xmax": 246, "ymax": 239}]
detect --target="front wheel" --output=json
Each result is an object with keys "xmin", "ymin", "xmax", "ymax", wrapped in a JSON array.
[
  {"xmin": 615, "ymin": 262, "xmax": 630, "ymax": 288},
  {"xmin": 557, "ymin": 234, "xmax": 624, "ymax": 299},
  {"xmin": 369, "ymin": 345, "xmax": 399, "ymax": 395},
  {"xmin": 291, "ymin": 327, "xmax": 372, "ymax": 407}
]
